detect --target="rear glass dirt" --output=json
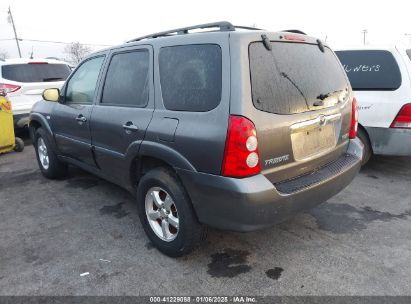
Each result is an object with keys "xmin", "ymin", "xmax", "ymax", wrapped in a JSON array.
[
  {"xmin": 1, "ymin": 63, "xmax": 71, "ymax": 83},
  {"xmin": 335, "ymin": 50, "xmax": 402, "ymax": 91},
  {"xmin": 249, "ymin": 42, "xmax": 348, "ymax": 115}
]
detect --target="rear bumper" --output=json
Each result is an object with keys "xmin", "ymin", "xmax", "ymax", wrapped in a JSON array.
[
  {"xmin": 13, "ymin": 113, "xmax": 29, "ymax": 128},
  {"xmin": 366, "ymin": 127, "xmax": 411, "ymax": 156},
  {"xmin": 178, "ymin": 138, "xmax": 363, "ymax": 232}
]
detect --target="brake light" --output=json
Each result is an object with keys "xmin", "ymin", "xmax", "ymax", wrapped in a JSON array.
[
  {"xmin": 390, "ymin": 104, "xmax": 411, "ymax": 129},
  {"xmin": 349, "ymin": 98, "xmax": 358, "ymax": 139},
  {"xmin": 0, "ymin": 83, "xmax": 21, "ymax": 93},
  {"xmin": 28, "ymin": 62, "xmax": 48, "ymax": 64},
  {"xmin": 283, "ymin": 34, "xmax": 306, "ymax": 42},
  {"xmin": 222, "ymin": 115, "xmax": 261, "ymax": 178}
]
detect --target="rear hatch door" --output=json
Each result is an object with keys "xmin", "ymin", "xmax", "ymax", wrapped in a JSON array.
[{"xmin": 249, "ymin": 37, "xmax": 353, "ymax": 183}]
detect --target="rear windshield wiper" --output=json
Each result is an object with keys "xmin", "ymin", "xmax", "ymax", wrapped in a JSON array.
[
  {"xmin": 43, "ymin": 77, "xmax": 65, "ymax": 82},
  {"xmin": 260, "ymin": 35, "xmax": 310, "ymax": 110},
  {"xmin": 281, "ymin": 72, "xmax": 310, "ymax": 110}
]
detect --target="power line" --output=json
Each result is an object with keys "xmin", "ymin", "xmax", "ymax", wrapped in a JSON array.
[{"xmin": 0, "ymin": 37, "xmax": 112, "ymax": 47}]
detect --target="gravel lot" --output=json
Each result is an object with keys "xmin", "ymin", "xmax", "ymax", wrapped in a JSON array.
[{"xmin": 0, "ymin": 137, "xmax": 410, "ymax": 296}]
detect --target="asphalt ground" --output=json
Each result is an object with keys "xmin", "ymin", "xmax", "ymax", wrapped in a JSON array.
[{"xmin": 0, "ymin": 136, "xmax": 410, "ymax": 296}]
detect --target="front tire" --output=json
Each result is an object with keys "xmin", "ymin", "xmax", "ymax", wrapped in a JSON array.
[
  {"xmin": 34, "ymin": 128, "xmax": 68, "ymax": 179},
  {"xmin": 137, "ymin": 168, "xmax": 206, "ymax": 257}
]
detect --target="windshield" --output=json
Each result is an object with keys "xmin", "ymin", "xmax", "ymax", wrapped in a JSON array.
[
  {"xmin": 1, "ymin": 63, "xmax": 71, "ymax": 83},
  {"xmin": 249, "ymin": 42, "xmax": 348, "ymax": 114}
]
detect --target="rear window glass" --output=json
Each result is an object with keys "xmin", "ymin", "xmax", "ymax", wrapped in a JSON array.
[
  {"xmin": 159, "ymin": 44, "xmax": 222, "ymax": 112},
  {"xmin": 335, "ymin": 50, "xmax": 401, "ymax": 91},
  {"xmin": 249, "ymin": 42, "xmax": 348, "ymax": 115},
  {"xmin": 1, "ymin": 63, "xmax": 71, "ymax": 83},
  {"xmin": 102, "ymin": 50, "xmax": 149, "ymax": 107}
]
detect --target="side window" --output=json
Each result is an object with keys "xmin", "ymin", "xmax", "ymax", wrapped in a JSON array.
[
  {"xmin": 65, "ymin": 56, "xmax": 104, "ymax": 104},
  {"xmin": 159, "ymin": 44, "xmax": 222, "ymax": 112},
  {"xmin": 335, "ymin": 50, "xmax": 401, "ymax": 91},
  {"xmin": 102, "ymin": 50, "xmax": 150, "ymax": 107}
]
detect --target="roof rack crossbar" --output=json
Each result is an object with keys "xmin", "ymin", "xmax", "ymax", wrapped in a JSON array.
[{"xmin": 127, "ymin": 21, "xmax": 235, "ymax": 43}]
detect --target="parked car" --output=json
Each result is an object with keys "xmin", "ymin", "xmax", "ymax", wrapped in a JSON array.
[
  {"xmin": 29, "ymin": 22, "xmax": 363, "ymax": 257},
  {"xmin": 0, "ymin": 58, "xmax": 71, "ymax": 128},
  {"xmin": 336, "ymin": 46, "xmax": 411, "ymax": 164}
]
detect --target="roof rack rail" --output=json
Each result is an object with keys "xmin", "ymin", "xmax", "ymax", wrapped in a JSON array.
[
  {"xmin": 233, "ymin": 25, "xmax": 263, "ymax": 31},
  {"xmin": 127, "ymin": 21, "xmax": 236, "ymax": 43},
  {"xmin": 281, "ymin": 29, "xmax": 307, "ymax": 35}
]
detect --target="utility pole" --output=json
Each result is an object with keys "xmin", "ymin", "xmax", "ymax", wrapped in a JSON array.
[
  {"xmin": 362, "ymin": 29, "xmax": 368, "ymax": 45},
  {"xmin": 7, "ymin": 6, "xmax": 22, "ymax": 58},
  {"xmin": 405, "ymin": 33, "xmax": 411, "ymax": 44}
]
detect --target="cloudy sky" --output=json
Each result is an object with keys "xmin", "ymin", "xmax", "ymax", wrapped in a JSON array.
[{"xmin": 0, "ymin": 0, "xmax": 410, "ymax": 60}]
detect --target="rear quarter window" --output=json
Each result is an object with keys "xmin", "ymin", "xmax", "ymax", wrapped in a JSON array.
[
  {"xmin": 407, "ymin": 49, "xmax": 411, "ymax": 61},
  {"xmin": 1, "ymin": 63, "xmax": 71, "ymax": 83},
  {"xmin": 159, "ymin": 44, "xmax": 222, "ymax": 112},
  {"xmin": 335, "ymin": 50, "xmax": 402, "ymax": 91}
]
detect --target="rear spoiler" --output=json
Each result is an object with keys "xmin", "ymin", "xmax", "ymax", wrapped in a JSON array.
[{"xmin": 281, "ymin": 30, "xmax": 307, "ymax": 35}]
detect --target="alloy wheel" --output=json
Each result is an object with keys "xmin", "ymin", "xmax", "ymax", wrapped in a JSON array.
[{"xmin": 145, "ymin": 187, "xmax": 179, "ymax": 242}]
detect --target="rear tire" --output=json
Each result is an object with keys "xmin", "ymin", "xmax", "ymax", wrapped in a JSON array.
[
  {"xmin": 357, "ymin": 128, "xmax": 372, "ymax": 166},
  {"xmin": 14, "ymin": 137, "xmax": 24, "ymax": 152},
  {"xmin": 34, "ymin": 128, "xmax": 68, "ymax": 179},
  {"xmin": 137, "ymin": 167, "xmax": 206, "ymax": 257}
]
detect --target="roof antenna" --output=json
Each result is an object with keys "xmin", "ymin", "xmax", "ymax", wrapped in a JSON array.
[{"xmin": 29, "ymin": 46, "xmax": 34, "ymax": 59}]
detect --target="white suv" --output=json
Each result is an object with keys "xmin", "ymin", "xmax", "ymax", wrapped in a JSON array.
[
  {"xmin": 0, "ymin": 58, "xmax": 71, "ymax": 128},
  {"xmin": 336, "ymin": 46, "xmax": 411, "ymax": 164}
]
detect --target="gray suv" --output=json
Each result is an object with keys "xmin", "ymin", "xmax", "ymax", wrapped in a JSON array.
[{"xmin": 29, "ymin": 22, "xmax": 363, "ymax": 257}]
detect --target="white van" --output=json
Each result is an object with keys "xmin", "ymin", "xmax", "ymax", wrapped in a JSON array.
[
  {"xmin": 335, "ymin": 46, "xmax": 411, "ymax": 164},
  {"xmin": 0, "ymin": 58, "xmax": 71, "ymax": 128}
]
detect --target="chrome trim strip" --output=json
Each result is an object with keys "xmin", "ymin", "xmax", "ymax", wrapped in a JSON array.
[{"xmin": 290, "ymin": 113, "xmax": 341, "ymax": 133}]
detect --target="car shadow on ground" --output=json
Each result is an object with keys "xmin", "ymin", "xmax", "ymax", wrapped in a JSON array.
[{"xmin": 61, "ymin": 151, "xmax": 411, "ymax": 255}]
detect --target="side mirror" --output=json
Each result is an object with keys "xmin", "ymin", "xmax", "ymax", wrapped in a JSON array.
[{"xmin": 42, "ymin": 88, "xmax": 60, "ymax": 102}]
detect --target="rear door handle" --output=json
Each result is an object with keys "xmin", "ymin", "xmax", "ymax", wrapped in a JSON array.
[
  {"xmin": 76, "ymin": 115, "xmax": 87, "ymax": 123},
  {"xmin": 122, "ymin": 121, "xmax": 138, "ymax": 132}
]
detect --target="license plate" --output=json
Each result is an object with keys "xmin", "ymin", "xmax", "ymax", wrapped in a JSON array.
[{"xmin": 291, "ymin": 123, "xmax": 336, "ymax": 161}]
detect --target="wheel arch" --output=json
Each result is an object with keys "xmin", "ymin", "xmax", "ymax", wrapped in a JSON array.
[
  {"xmin": 127, "ymin": 141, "xmax": 196, "ymax": 189},
  {"xmin": 29, "ymin": 114, "xmax": 55, "ymax": 148}
]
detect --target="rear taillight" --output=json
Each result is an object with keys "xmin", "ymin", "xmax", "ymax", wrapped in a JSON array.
[
  {"xmin": 0, "ymin": 83, "xmax": 21, "ymax": 94},
  {"xmin": 390, "ymin": 104, "xmax": 411, "ymax": 129},
  {"xmin": 349, "ymin": 98, "xmax": 358, "ymax": 139},
  {"xmin": 222, "ymin": 115, "xmax": 261, "ymax": 178}
]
